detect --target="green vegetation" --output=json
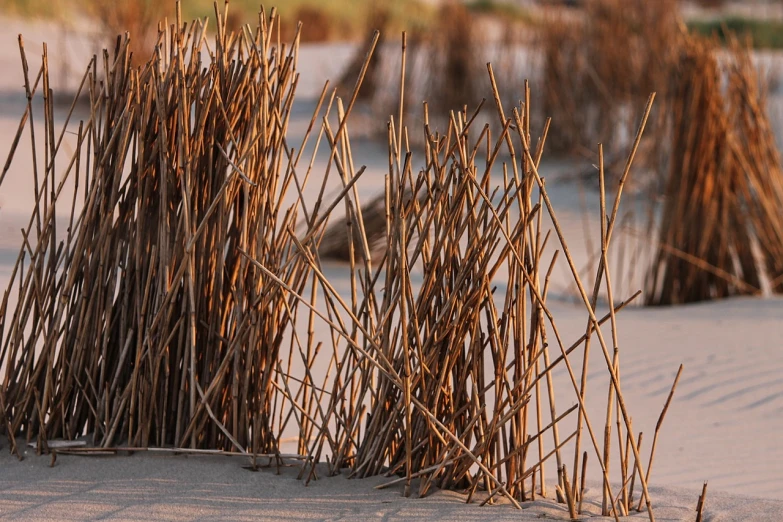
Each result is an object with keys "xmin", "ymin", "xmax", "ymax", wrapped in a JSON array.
[
  {"xmin": 687, "ymin": 17, "xmax": 783, "ymax": 49},
  {"xmin": 465, "ymin": 0, "xmax": 534, "ymax": 23},
  {"xmin": 5, "ymin": 0, "xmax": 68, "ymax": 17}
]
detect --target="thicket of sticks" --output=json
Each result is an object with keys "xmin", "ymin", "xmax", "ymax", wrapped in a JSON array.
[
  {"xmin": 538, "ymin": 0, "xmax": 783, "ymax": 304},
  {"xmin": 335, "ymin": 0, "xmax": 783, "ymax": 304},
  {"xmin": 539, "ymin": 0, "xmax": 680, "ymax": 159},
  {"xmin": 335, "ymin": 0, "xmax": 528, "ymax": 139},
  {"xmin": 0, "ymin": 4, "xmax": 684, "ymax": 519},
  {"xmin": 0, "ymin": 4, "xmax": 332, "ymax": 455},
  {"xmin": 646, "ymin": 34, "xmax": 783, "ymax": 304}
]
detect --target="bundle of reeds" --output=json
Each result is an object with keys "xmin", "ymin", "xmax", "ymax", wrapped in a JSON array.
[
  {"xmin": 725, "ymin": 41, "xmax": 783, "ymax": 293},
  {"xmin": 1, "ymin": 4, "xmax": 683, "ymax": 519},
  {"xmin": 424, "ymin": 1, "xmax": 481, "ymax": 115},
  {"xmin": 0, "ymin": 4, "xmax": 367, "ymax": 455},
  {"xmin": 646, "ymin": 34, "xmax": 783, "ymax": 304},
  {"xmin": 89, "ymin": 0, "xmax": 167, "ymax": 65},
  {"xmin": 336, "ymin": 5, "xmax": 390, "ymax": 102},
  {"xmin": 286, "ymin": 53, "xmax": 671, "ymax": 515},
  {"xmin": 334, "ymin": 1, "xmax": 534, "ymax": 146},
  {"xmin": 539, "ymin": 0, "xmax": 681, "ymax": 161},
  {"xmin": 647, "ymin": 37, "xmax": 757, "ymax": 304},
  {"xmin": 538, "ymin": 1, "xmax": 783, "ymax": 304}
]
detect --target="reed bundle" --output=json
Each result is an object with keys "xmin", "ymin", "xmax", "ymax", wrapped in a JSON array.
[
  {"xmin": 539, "ymin": 1, "xmax": 783, "ymax": 304},
  {"xmin": 334, "ymin": 0, "xmax": 507, "ymax": 139},
  {"xmin": 0, "ymin": 4, "xmax": 683, "ymax": 519},
  {"xmin": 90, "ymin": 1, "xmax": 167, "ymax": 65},
  {"xmin": 646, "ymin": 35, "xmax": 783, "ymax": 304},
  {"xmin": 725, "ymin": 43, "xmax": 783, "ymax": 293},
  {"xmin": 0, "ymin": 5, "xmax": 345, "ymax": 454},
  {"xmin": 336, "ymin": 5, "xmax": 390, "ymax": 102},
  {"xmin": 287, "ymin": 54, "xmax": 669, "ymax": 514},
  {"xmin": 539, "ymin": 0, "xmax": 680, "ymax": 162},
  {"xmin": 423, "ymin": 1, "xmax": 481, "ymax": 116}
]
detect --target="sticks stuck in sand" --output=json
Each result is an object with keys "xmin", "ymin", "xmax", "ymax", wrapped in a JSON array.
[
  {"xmin": 0, "ymin": 2, "xmax": 684, "ymax": 517},
  {"xmin": 696, "ymin": 481, "xmax": 709, "ymax": 522}
]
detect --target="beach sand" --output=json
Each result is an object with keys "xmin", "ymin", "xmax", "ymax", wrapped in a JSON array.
[{"xmin": 2, "ymin": 450, "xmax": 783, "ymax": 521}]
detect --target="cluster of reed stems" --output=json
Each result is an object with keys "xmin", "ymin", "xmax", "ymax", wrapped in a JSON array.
[
  {"xmin": 646, "ymin": 34, "xmax": 783, "ymax": 304},
  {"xmin": 0, "ymin": 4, "xmax": 684, "ymax": 519},
  {"xmin": 0, "ymin": 4, "xmax": 337, "ymax": 456},
  {"xmin": 336, "ymin": 0, "xmax": 528, "ymax": 140},
  {"xmin": 89, "ymin": 0, "xmax": 167, "ymax": 66},
  {"xmin": 539, "ymin": 0, "xmax": 681, "ymax": 160},
  {"xmin": 539, "ymin": 0, "xmax": 783, "ymax": 304}
]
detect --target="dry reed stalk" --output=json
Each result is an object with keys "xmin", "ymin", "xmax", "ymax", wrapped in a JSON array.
[
  {"xmin": 637, "ymin": 364, "xmax": 683, "ymax": 512},
  {"xmin": 696, "ymin": 481, "xmax": 709, "ymax": 522},
  {"xmin": 578, "ymin": 451, "xmax": 587, "ymax": 514},
  {"xmin": 627, "ymin": 431, "xmax": 643, "ymax": 509},
  {"xmin": 561, "ymin": 464, "xmax": 577, "ymax": 519}
]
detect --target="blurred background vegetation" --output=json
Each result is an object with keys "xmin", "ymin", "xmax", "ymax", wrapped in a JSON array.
[
  {"xmin": 2, "ymin": 0, "xmax": 783, "ymax": 303},
  {"xmin": 687, "ymin": 17, "xmax": 783, "ymax": 49},
  {"xmin": 5, "ymin": 0, "xmax": 783, "ymax": 48},
  {"xmin": 4, "ymin": 0, "xmax": 447, "ymax": 42}
]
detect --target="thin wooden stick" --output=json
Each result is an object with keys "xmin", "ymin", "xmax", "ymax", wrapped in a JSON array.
[{"xmin": 696, "ymin": 482, "xmax": 708, "ymax": 522}]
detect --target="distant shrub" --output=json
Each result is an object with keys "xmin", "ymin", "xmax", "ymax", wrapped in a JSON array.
[
  {"xmin": 88, "ymin": 0, "xmax": 166, "ymax": 64},
  {"xmin": 688, "ymin": 17, "xmax": 783, "ymax": 49},
  {"xmin": 281, "ymin": 6, "xmax": 334, "ymax": 43}
]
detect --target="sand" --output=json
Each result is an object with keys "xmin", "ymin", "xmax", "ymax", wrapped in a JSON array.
[
  {"xmin": 2, "ymin": 450, "xmax": 782, "ymax": 521},
  {"xmin": 1, "ymin": 13, "xmax": 783, "ymax": 522}
]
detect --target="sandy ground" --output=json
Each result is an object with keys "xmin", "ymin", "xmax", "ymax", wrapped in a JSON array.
[
  {"xmin": 2, "ymin": 450, "xmax": 783, "ymax": 522},
  {"xmin": 1, "ymin": 13, "xmax": 783, "ymax": 522}
]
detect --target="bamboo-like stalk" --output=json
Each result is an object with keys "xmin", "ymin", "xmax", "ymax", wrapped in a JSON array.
[
  {"xmin": 696, "ymin": 481, "xmax": 708, "ymax": 522},
  {"xmin": 578, "ymin": 451, "xmax": 588, "ymax": 514},
  {"xmin": 637, "ymin": 364, "xmax": 683, "ymax": 511}
]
